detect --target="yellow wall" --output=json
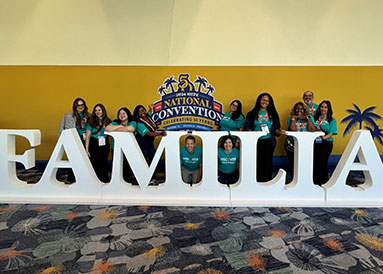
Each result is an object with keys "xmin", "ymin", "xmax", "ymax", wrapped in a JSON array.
[
  {"xmin": 1, "ymin": 0, "xmax": 383, "ymax": 65},
  {"xmin": 1, "ymin": 66, "xmax": 382, "ymax": 160}
]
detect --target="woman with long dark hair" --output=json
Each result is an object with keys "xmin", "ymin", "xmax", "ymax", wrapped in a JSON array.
[
  {"xmin": 313, "ymin": 100, "xmax": 337, "ymax": 185},
  {"xmin": 58, "ymin": 97, "xmax": 91, "ymax": 183},
  {"xmin": 219, "ymin": 100, "xmax": 244, "ymax": 147},
  {"xmin": 285, "ymin": 102, "xmax": 316, "ymax": 182},
  {"xmin": 59, "ymin": 97, "xmax": 91, "ymax": 141},
  {"xmin": 105, "ymin": 107, "xmax": 136, "ymax": 183},
  {"xmin": 85, "ymin": 104, "xmax": 112, "ymax": 183},
  {"xmin": 244, "ymin": 93, "xmax": 285, "ymax": 182},
  {"xmin": 219, "ymin": 100, "xmax": 245, "ymax": 132}
]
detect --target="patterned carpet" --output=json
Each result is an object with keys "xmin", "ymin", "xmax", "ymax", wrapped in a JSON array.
[{"xmin": 1, "ymin": 204, "xmax": 383, "ymax": 274}]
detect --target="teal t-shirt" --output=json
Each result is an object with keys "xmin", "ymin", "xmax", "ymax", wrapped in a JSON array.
[
  {"xmin": 307, "ymin": 103, "xmax": 319, "ymax": 116},
  {"xmin": 137, "ymin": 122, "xmax": 150, "ymax": 137},
  {"xmin": 110, "ymin": 121, "xmax": 137, "ymax": 149},
  {"xmin": 218, "ymin": 148, "xmax": 239, "ymax": 174},
  {"xmin": 219, "ymin": 112, "xmax": 245, "ymax": 131},
  {"xmin": 180, "ymin": 145, "xmax": 202, "ymax": 171},
  {"xmin": 254, "ymin": 110, "xmax": 273, "ymax": 139},
  {"xmin": 85, "ymin": 119, "xmax": 107, "ymax": 139},
  {"xmin": 137, "ymin": 113, "xmax": 156, "ymax": 137},
  {"xmin": 315, "ymin": 116, "xmax": 337, "ymax": 142}
]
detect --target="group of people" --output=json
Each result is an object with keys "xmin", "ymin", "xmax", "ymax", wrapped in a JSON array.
[
  {"xmin": 211, "ymin": 90, "xmax": 337, "ymax": 186},
  {"xmin": 59, "ymin": 90, "xmax": 337, "ymax": 186},
  {"xmin": 59, "ymin": 99, "xmax": 165, "ymax": 184}
]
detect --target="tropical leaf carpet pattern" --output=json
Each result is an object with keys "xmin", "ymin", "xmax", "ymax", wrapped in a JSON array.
[{"xmin": 1, "ymin": 203, "xmax": 383, "ymax": 274}]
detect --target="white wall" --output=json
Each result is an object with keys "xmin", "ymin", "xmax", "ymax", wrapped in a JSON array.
[{"xmin": 0, "ymin": 0, "xmax": 382, "ymax": 65}]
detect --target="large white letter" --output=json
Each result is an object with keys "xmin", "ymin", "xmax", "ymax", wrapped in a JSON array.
[
  {"xmin": 229, "ymin": 131, "xmax": 326, "ymax": 206},
  {"xmin": 283, "ymin": 131, "xmax": 325, "ymax": 202},
  {"xmin": 37, "ymin": 129, "xmax": 102, "ymax": 202},
  {"xmin": 0, "ymin": 129, "xmax": 41, "ymax": 185},
  {"xmin": 326, "ymin": 130, "xmax": 383, "ymax": 205}
]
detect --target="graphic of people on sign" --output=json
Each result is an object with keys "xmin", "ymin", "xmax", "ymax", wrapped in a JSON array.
[{"xmin": 178, "ymin": 74, "xmax": 195, "ymax": 92}]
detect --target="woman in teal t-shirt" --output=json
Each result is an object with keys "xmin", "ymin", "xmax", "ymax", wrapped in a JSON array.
[
  {"xmin": 105, "ymin": 107, "xmax": 136, "ymax": 183},
  {"xmin": 313, "ymin": 100, "xmax": 338, "ymax": 186},
  {"xmin": 219, "ymin": 100, "xmax": 245, "ymax": 147},
  {"xmin": 218, "ymin": 136, "xmax": 240, "ymax": 185},
  {"xmin": 58, "ymin": 97, "xmax": 91, "ymax": 184},
  {"xmin": 85, "ymin": 104, "xmax": 112, "ymax": 183},
  {"xmin": 285, "ymin": 102, "xmax": 316, "ymax": 182},
  {"xmin": 244, "ymin": 93, "xmax": 285, "ymax": 182}
]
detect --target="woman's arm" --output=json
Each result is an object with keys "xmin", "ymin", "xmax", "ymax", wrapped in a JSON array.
[
  {"xmin": 85, "ymin": 130, "xmax": 91, "ymax": 157},
  {"xmin": 306, "ymin": 117, "xmax": 316, "ymax": 132},
  {"xmin": 321, "ymin": 133, "xmax": 333, "ymax": 140},
  {"xmin": 105, "ymin": 124, "xmax": 123, "ymax": 132},
  {"xmin": 288, "ymin": 117, "xmax": 297, "ymax": 131},
  {"xmin": 146, "ymin": 131, "xmax": 167, "ymax": 137},
  {"xmin": 115, "ymin": 125, "xmax": 135, "ymax": 132}
]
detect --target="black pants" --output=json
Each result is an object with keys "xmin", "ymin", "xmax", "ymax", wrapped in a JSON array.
[
  {"xmin": 257, "ymin": 137, "xmax": 274, "ymax": 182},
  {"xmin": 313, "ymin": 140, "xmax": 333, "ymax": 185},
  {"xmin": 111, "ymin": 149, "xmax": 134, "ymax": 183},
  {"xmin": 286, "ymin": 148, "xmax": 294, "ymax": 176},
  {"xmin": 218, "ymin": 170, "xmax": 239, "ymax": 185},
  {"xmin": 89, "ymin": 137, "xmax": 110, "ymax": 183}
]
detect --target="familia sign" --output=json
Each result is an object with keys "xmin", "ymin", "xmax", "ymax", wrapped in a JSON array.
[
  {"xmin": 1, "ymin": 129, "xmax": 383, "ymax": 206},
  {"xmin": 152, "ymin": 74, "xmax": 224, "ymax": 131}
]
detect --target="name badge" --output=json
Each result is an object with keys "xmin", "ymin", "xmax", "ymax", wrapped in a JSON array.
[
  {"xmin": 82, "ymin": 132, "xmax": 87, "ymax": 141},
  {"xmin": 98, "ymin": 136, "xmax": 106, "ymax": 146},
  {"xmin": 261, "ymin": 124, "xmax": 269, "ymax": 134},
  {"xmin": 315, "ymin": 137, "xmax": 322, "ymax": 144}
]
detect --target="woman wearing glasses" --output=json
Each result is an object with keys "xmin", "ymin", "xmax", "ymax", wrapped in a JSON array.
[
  {"xmin": 58, "ymin": 98, "xmax": 91, "ymax": 183},
  {"xmin": 244, "ymin": 93, "xmax": 285, "ymax": 182}
]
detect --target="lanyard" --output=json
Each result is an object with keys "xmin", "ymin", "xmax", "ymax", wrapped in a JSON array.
[
  {"xmin": 258, "ymin": 111, "xmax": 268, "ymax": 124},
  {"xmin": 97, "ymin": 121, "xmax": 103, "ymax": 135},
  {"xmin": 139, "ymin": 117, "xmax": 157, "ymax": 132},
  {"xmin": 310, "ymin": 104, "xmax": 315, "ymax": 115},
  {"xmin": 317, "ymin": 116, "xmax": 326, "ymax": 130},
  {"xmin": 296, "ymin": 120, "xmax": 306, "ymax": 132},
  {"xmin": 80, "ymin": 119, "xmax": 86, "ymax": 129}
]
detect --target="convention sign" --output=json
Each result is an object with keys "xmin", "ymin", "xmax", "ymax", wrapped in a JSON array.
[{"xmin": 152, "ymin": 74, "xmax": 224, "ymax": 131}]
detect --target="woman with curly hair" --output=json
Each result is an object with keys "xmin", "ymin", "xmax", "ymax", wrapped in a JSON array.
[{"xmin": 285, "ymin": 102, "xmax": 316, "ymax": 182}]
